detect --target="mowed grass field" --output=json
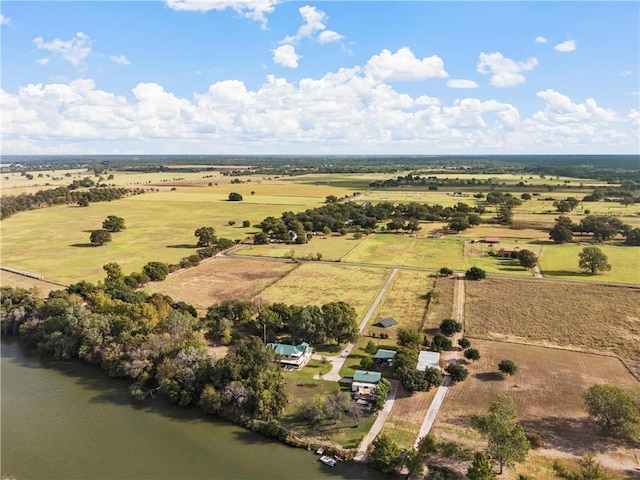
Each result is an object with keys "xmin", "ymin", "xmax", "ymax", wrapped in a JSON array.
[
  {"xmin": 0, "ymin": 188, "xmax": 324, "ymax": 284},
  {"xmin": 431, "ymin": 339, "xmax": 639, "ymax": 478},
  {"xmin": 382, "ymin": 384, "xmax": 438, "ymax": 451},
  {"xmin": 142, "ymin": 257, "xmax": 298, "ymax": 312},
  {"xmin": 258, "ymin": 262, "xmax": 391, "ymax": 320},
  {"xmin": 538, "ymin": 243, "xmax": 640, "ymax": 284},
  {"xmin": 464, "ymin": 277, "xmax": 640, "ymax": 362},
  {"xmin": 233, "ymin": 234, "xmax": 367, "ymax": 262},
  {"xmin": 0, "ymin": 271, "xmax": 64, "ymax": 296}
]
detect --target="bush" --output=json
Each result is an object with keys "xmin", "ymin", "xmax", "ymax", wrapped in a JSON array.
[
  {"xmin": 457, "ymin": 337, "xmax": 471, "ymax": 349},
  {"xmin": 465, "ymin": 266, "xmax": 486, "ymax": 280},
  {"xmin": 498, "ymin": 359, "xmax": 518, "ymax": 376},
  {"xmin": 445, "ymin": 363, "xmax": 469, "ymax": 383},
  {"xmin": 431, "ymin": 333, "xmax": 453, "ymax": 352},
  {"xmin": 242, "ymin": 220, "xmax": 251, "ymax": 228},
  {"xmin": 439, "ymin": 267, "xmax": 453, "ymax": 276},
  {"xmin": 439, "ymin": 319, "xmax": 463, "ymax": 336},
  {"xmin": 228, "ymin": 192, "xmax": 243, "ymax": 201},
  {"xmin": 525, "ymin": 432, "xmax": 545, "ymax": 449},
  {"xmin": 143, "ymin": 261, "xmax": 170, "ymax": 281}
]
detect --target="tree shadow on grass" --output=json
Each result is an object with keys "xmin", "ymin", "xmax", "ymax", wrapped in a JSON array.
[
  {"xmin": 542, "ymin": 270, "xmax": 593, "ymax": 278},
  {"xmin": 473, "ymin": 372, "xmax": 504, "ymax": 382},
  {"xmin": 167, "ymin": 244, "xmax": 198, "ymax": 249},
  {"xmin": 70, "ymin": 243, "xmax": 97, "ymax": 248}
]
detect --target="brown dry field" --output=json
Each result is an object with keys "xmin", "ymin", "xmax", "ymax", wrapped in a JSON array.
[
  {"xmin": 367, "ymin": 270, "xmax": 434, "ymax": 340},
  {"xmin": 382, "ymin": 385, "xmax": 438, "ymax": 450},
  {"xmin": 425, "ymin": 276, "xmax": 456, "ymax": 331},
  {"xmin": 464, "ymin": 277, "xmax": 640, "ymax": 364},
  {"xmin": 0, "ymin": 271, "xmax": 64, "ymax": 297},
  {"xmin": 431, "ymin": 339, "xmax": 639, "ymax": 478},
  {"xmin": 142, "ymin": 257, "xmax": 297, "ymax": 312}
]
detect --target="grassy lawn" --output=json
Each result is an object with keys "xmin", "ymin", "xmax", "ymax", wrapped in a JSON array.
[
  {"xmin": 426, "ymin": 276, "xmax": 456, "ymax": 331},
  {"xmin": 233, "ymin": 234, "xmax": 367, "ymax": 262},
  {"xmin": 431, "ymin": 339, "xmax": 638, "ymax": 478},
  {"xmin": 538, "ymin": 243, "xmax": 640, "ymax": 285},
  {"xmin": 258, "ymin": 263, "xmax": 391, "ymax": 320},
  {"xmin": 344, "ymin": 233, "xmax": 467, "ymax": 270},
  {"xmin": 464, "ymin": 277, "xmax": 640, "ymax": 363},
  {"xmin": 0, "ymin": 271, "xmax": 64, "ymax": 297},
  {"xmin": 142, "ymin": 257, "xmax": 298, "ymax": 312},
  {"xmin": 381, "ymin": 385, "xmax": 438, "ymax": 450}
]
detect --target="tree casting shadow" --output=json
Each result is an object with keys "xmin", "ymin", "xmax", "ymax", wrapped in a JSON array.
[{"xmin": 70, "ymin": 243, "xmax": 97, "ymax": 248}]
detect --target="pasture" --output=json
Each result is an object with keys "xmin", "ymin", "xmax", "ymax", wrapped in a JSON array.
[
  {"xmin": 381, "ymin": 385, "xmax": 438, "ymax": 450},
  {"xmin": 0, "ymin": 271, "xmax": 63, "ymax": 297},
  {"xmin": 430, "ymin": 339, "xmax": 638, "ymax": 477},
  {"xmin": 142, "ymin": 257, "xmax": 298, "ymax": 312},
  {"xmin": 464, "ymin": 277, "xmax": 640, "ymax": 363},
  {"xmin": 538, "ymin": 243, "xmax": 640, "ymax": 284},
  {"xmin": 258, "ymin": 262, "xmax": 391, "ymax": 320}
]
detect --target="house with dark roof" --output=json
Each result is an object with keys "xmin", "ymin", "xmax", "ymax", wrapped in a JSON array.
[
  {"xmin": 266, "ymin": 342, "xmax": 312, "ymax": 369},
  {"xmin": 375, "ymin": 317, "xmax": 398, "ymax": 328},
  {"xmin": 374, "ymin": 348, "xmax": 397, "ymax": 366}
]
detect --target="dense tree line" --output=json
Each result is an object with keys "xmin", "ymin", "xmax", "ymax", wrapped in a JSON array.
[
  {"xmin": 549, "ymin": 214, "xmax": 639, "ymax": 245},
  {"xmin": 258, "ymin": 200, "xmax": 485, "ymax": 244},
  {"xmin": 1, "ymin": 186, "xmax": 146, "ymax": 220}
]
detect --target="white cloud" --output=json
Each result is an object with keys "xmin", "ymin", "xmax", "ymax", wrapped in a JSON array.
[
  {"xmin": 110, "ymin": 54, "xmax": 131, "ymax": 65},
  {"xmin": 0, "ymin": 13, "xmax": 11, "ymax": 25},
  {"xmin": 621, "ymin": 70, "xmax": 632, "ymax": 77},
  {"xmin": 447, "ymin": 79, "xmax": 479, "ymax": 89},
  {"xmin": 318, "ymin": 30, "xmax": 344, "ymax": 44},
  {"xmin": 297, "ymin": 5, "xmax": 326, "ymax": 39},
  {"xmin": 554, "ymin": 39, "xmax": 576, "ymax": 52},
  {"xmin": 272, "ymin": 45, "xmax": 300, "ymax": 68},
  {"xmin": 2, "ymin": 61, "xmax": 637, "ymax": 154},
  {"xmin": 365, "ymin": 47, "xmax": 447, "ymax": 82},
  {"xmin": 165, "ymin": 0, "xmax": 278, "ymax": 28},
  {"xmin": 36, "ymin": 58, "xmax": 50, "ymax": 66},
  {"xmin": 33, "ymin": 32, "xmax": 92, "ymax": 67},
  {"xmin": 535, "ymin": 36, "xmax": 547, "ymax": 44},
  {"xmin": 477, "ymin": 52, "xmax": 538, "ymax": 87}
]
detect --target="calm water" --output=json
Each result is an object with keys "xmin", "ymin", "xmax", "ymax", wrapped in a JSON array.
[{"xmin": 1, "ymin": 338, "xmax": 392, "ymax": 480}]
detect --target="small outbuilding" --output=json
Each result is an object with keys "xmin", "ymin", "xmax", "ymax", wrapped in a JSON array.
[
  {"xmin": 416, "ymin": 351, "xmax": 441, "ymax": 371},
  {"xmin": 485, "ymin": 237, "xmax": 500, "ymax": 244},
  {"xmin": 375, "ymin": 317, "xmax": 398, "ymax": 328},
  {"xmin": 432, "ymin": 232, "xmax": 445, "ymax": 239},
  {"xmin": 374, "ymin": 348, "xmax": 397, "ymax": 366}
]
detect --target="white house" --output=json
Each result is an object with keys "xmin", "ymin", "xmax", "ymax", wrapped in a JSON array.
[
  {"xmin": 416, "ymin": 351, "xmax": 440, "ymax": 371},
  {"xmin": 266, "ymin": 342, "xmax": 312, "ymax": 369}
]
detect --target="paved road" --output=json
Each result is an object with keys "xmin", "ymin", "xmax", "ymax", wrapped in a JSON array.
[
  {"xmin": 312, "ymin": 268, "xmax": 399, "ymax": 381},
  {"xmin": 353, "ymin": 380, "xmax": 400, "ymax": 462},
  {"xmin": 414, "ymin": 274, "xmax": 466, "ymax": 447}
]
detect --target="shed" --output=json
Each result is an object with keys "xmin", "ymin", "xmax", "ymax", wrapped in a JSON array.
[
  {"xmin": 375, "ymin": 317, "xmax": 398, "ymax": 328},
  {"xmin": 416, "ymin": 351, "xmax": 441, "ymax": 371},
  {"xmin": 485, "ymin": 237, "xmax": 500, "ymax": 244},
  {"xmin": 432, "ymin": 232, "xmax": 444, "ymax": 239},
  {"xmin": 374, "ymin": 349, "xmax": 397, "ymax": 366}
]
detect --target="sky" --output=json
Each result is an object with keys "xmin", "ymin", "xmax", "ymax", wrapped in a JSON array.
[{"xmin": 1, "ymin": 1, "xmax": 639, "ymax": 155}]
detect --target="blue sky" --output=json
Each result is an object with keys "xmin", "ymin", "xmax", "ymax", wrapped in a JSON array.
[{"xmin": 1, "ymin": 1, "xmax": 638, "ymax": 155}]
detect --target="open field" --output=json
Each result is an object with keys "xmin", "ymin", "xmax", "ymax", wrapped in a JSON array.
[
  {"xmin": 0, "ymin": 190, "xmax": 314, "ymax": 284},
  {"xmin": 538, "ymin": 243, "xmax": 640, "ymax": 284},
  {"xmin": 258, "ymin": 263, "xmax": 391, "ymax": 320},
  {"xmin": 0, "ymin": 271, "xmax": 64, "ymax": 296},
  {"xmin": 430, "ymin": 339, "xmax": 639, "ymax": 478},
  {"xmin": 366, "ymin": 270, "xmax": 433, "ymax": 339},
  {"xmin": 142, "ymin": 257, "xmax": 298, "ymax": 312},
  {"xmin": 381, "ymin": 386, "xmax": 438, "ymax": 450},
  {"xmin": 464, "ymin": 277, "xmax": 640, "ymax": 363},
  {"xmin": 233, "ymin": 234, "xmax": 366, "ymax": 262},
  {"xmin": 426, "ymin": 276, "xmax": 457, "ymax": 331}
]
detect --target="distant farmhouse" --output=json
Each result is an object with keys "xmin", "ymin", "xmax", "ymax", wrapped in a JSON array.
[{"xmin": 266, "ymin": 342, "xmax": 312, "ymax": 369}]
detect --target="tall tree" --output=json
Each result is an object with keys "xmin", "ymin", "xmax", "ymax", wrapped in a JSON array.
[
  {"xmin": 368, "ymin": 433, "xmax": 401, "ymax": 473},
  {"xmin": 102, "ymin": 215, "xmax": 126, "ymax": 232},
  {"xmin": 578, "ymin": 247, "xmax": 611, "ymax": 275},
  {"xmin": 584, "ymin": 384, "xmax": 639, "ymax": 439},
  {"xmin": 194, "ymin": 227, "xmax": 217, "ymax": 247},
  {"xmin": 90, "ymin": 229, "xmax": 112, "ymax": 246},
  {"xmin": 517, "ymin": 250, "xmax": 538, "ymax": 270},
  {"xmin": 472, "ymin": 396, "xmax": 529, "ymax": 474}
]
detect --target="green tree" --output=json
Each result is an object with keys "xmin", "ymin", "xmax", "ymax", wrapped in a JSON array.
[
  {"xmin": 90, "ymin": 229, "xmax": 112, "ymax": 246},
  {"xmin": 440, "ymin": 318, "xmax": 463, "ymax": 336},
  {"xmin": 516, "ymin": 250, "xmax": 538, "ymax": 270},
  {"xmin": 549, "ymin": 224, "xmax": 573, "ymax": 244},
  {"xmin": 228, "ymin": 192, "xmax": 243, "ymax": 201},
  {"xmin": 194, "ymin": 227, "xmax": 217, "ymax": 247},
  {"xmin": 143, "ymin": 261, "xmax": 170, "ymax": 281},
  {"xmin": 368, "ymin": 433, "xmax": 401, "ymax": 473},
  {"xmin": 472, "ymin": 396, "xmax": 529, "ymax": 474},
  {"xmin": 458, "ymin": 337, "xmax": 471, "ymax": 349},
  {"xmin": 102, "ymin": 215, "xmax": 126, "ymax": 232},
  {"xmin": 584, "ymin": 384, "xmax": 639, "ymax": 439},
  {"xmin": 498, "ymin": 360, "xmax": 518, "ymax": 377},
  {"xmin": 449, "ymin": 216, "xmax": 470, "ymax": 233},
  {"xmin": 417, "ymin": 434, "xmax": 437, "ymax": 454},
  {"xmin": 465, "ymin": 267, "xmax": 486, "ymax": 281},
  {"xmin": 578, "ymin": 247, "xmax": 611, "ymax": 275},
  {"xmin": 439, "ymin": 267, "xmax": 453, "ymax": 276},
  {"xmin": 253, "ymin": 231, "xmax": 269, "ymax": 245},
  {"xmin": 242, "ymin": 220, "xmax": 251, "ymax": 228},
  {"xmin": 361, "ymin": 356, "xmax": 375, "ymax": 371},
  {"xmin": 102, "ymin": 262, "xmax": 124, "ymax": 290},
  {"xmin": 464, "ymin": 348, "xmax": 481, "ymax": 362},
  {"xmin": 467, "ymin": 452, "xmax": 497, "ymax": 480},
  {"xmin": 624, "ymin": 228, "xmax": 640, "ymax": 246},
  {"xmin": 431, "ymin": 333, "xmax": 453, "ymax": 352},
  {"xmin": 365, "ymin": 339, "xmax": 378, "ymax": 355},
  {"xmin": 495, "ymin": 205, "xmax": 514, "ymax": 225},
  {"xmin": 445, "ymin": 363, "xmax": 469, "ymax": 383},
  {"xmin": 324, "ymin": 389, "xmax": 350, "ymax": 423},
  {"xmin": 404, "ymin": 448, "xmax": 425, "ymax": 477}
]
